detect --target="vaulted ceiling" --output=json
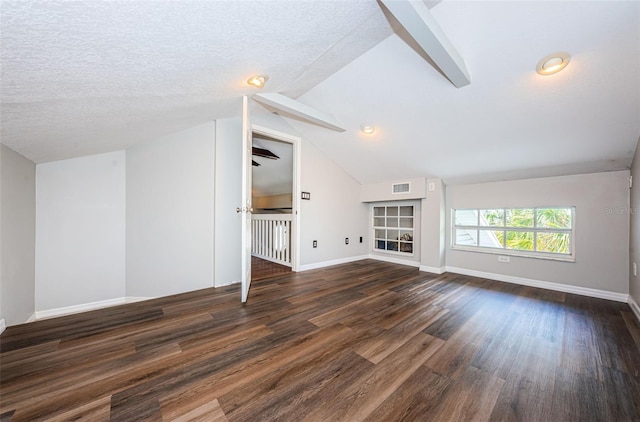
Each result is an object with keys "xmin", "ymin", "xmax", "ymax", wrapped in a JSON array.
[{"xmin": 2, "ymin": 1, "xmax": 639, "ymax": 185}]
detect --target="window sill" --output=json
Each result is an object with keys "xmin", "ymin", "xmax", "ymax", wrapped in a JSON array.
[
  {"xmin": 373, "ymin": 248, "xmax": 415, "ymax": 258},
  {"xmin": 451, "ymin": 245, "xmax": 575, "ymax": 263}
]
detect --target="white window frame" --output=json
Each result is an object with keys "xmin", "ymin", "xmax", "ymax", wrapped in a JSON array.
[
  {"xmin": 372, "ymin": 203, "xmax": 415, "ymax": 256},
  {"xmin": 451, "ymin": 207, "xmax": 575, "ymax": 262}
]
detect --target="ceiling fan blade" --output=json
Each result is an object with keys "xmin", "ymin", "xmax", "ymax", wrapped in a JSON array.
[
  {"xmin": 252, "ymin": 160, "xmax": 261, "ymax": 167},
  {"xmin": 252, "ymin": 146, "xmax": 279, "ymax": 160}
]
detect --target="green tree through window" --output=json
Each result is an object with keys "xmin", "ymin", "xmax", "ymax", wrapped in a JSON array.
[{"xmin": 454, "ymin": 207, "xmax": 573, "ymax": 257}]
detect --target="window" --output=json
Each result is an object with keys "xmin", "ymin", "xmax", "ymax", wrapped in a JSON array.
[
  {"xmin": 373, "ymin": 205, "xmax": 414, "ymax": 254},
  {"xmin": 452, "ymin": 207, "xmax": 574, "ymax": 260}
]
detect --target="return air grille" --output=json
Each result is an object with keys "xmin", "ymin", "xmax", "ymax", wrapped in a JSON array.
[{"xmin": 392, "ymin": 182, "xmax": 411, "ymax": 194}]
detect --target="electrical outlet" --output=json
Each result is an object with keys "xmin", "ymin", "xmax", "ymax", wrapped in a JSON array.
[
  {"xmin": 428, "ymin": 182, "xmax": 436, "ymax": 191},
  {"xmin": 313, "ymin": 240, "xmax": 317, "ymax": 248},
  {"xmin": 345, "ymin": 238, "xmax": 349, "ymax": 245},
  {"xmin": 498, "ymin": 256, "xmax": 510, "ymax": 263}
]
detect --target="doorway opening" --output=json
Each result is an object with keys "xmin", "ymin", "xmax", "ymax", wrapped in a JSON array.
[{"xmin": 250, "ymin": 125, "xmax": 301, "ymax": 280}]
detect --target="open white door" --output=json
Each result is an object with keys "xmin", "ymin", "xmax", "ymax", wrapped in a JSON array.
[{"xmin": 240, "ymin": 96, "xmax": 253, "ymax": 303}]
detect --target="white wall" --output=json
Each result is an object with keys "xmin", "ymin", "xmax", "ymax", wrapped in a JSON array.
[
  {"xmin": 299, "ymin": 139, "xmax": 369, "ymax": 266},
  {"xmin": 1, "ymin": 145, "xmax": 36, "ymax": 326},
  {"xmin": 421, "ymin": 178, "xmax": 446, "ymax": 272},
  {"xmin": 446, "ymin": 171, "xmax": 630, "ymax": 295},
  {"xmin": 629, "ymin": 138, "xmax": 640, "ymax": 311},
  {"xmin": 253, "ymin": 193, "xmax": 292, "ymax": 211},
  {"xmin": 126, "ymin": 122, "xmax": 215, "ymax": 297},
  {"xmin": 214, "ymin": 117, "xmax": 242, "ymax": 286},
  {"xmin": 35, "ymin": 151, "xmax": 126, "ymax": 312},
  {"xmin": 361, "ymin": 177, "xmax": 426, "ymax": 202}
]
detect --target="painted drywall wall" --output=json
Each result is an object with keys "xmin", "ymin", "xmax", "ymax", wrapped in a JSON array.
[
  {"xmin": 1, "ymin": 145, "xmax": 36, "ymax": 326},
  {"xmin": 629, "ymin": 138, "xmax": 640, "ymax": 310},
  {"xmin": 361, "ymin": 177, "xmax": 426, "ymax": 202},
  {"xmin": 446, "ymin": 171, "xmax": 630, "ymax": 295},
  {"xmin": 421, "ymin": 178, "xmax": 446, "ymax": 272},
  {"xmin": 214, "ymin": 117, "xmax": 242, "ymax": 286},
  {"xmin": 253, "ymin": 193, "xmax": 292, "ymax": 211},
  {"xmin": 299, "ymin": 139, "xmax": 369, "ymax": 266},
  {"xmin": 126, "ymin": 122, "xmax": 215, "ymax": 297},
  {"xmin": 35, "ymin": 151, "xmax": 126, "ymax": 311}
]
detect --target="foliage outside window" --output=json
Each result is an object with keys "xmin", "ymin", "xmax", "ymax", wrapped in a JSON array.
[
  {"xmin": 373, "ymin": 205, "xmax": 414, "ymax": 254},
  {"xmin": 452, "ymin": 207, "xmax": 574, "ymax": 260}
]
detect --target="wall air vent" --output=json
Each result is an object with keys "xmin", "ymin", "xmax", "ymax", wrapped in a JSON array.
[{"xmin": 392, "ymin": 182, "xmax": 411, "ymax": 194}]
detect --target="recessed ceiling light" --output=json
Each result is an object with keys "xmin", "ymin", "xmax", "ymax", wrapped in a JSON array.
[
  {"xmin": 360, "ymin": 124, "xmax": 375, "ymax": 135},
  {"xmin": 536, "ymin": 52, "xmax": 570, "ymax": 76},
  {"xmin": 247, "ymin": 74, "xmax": 269, "ymax": 88}
]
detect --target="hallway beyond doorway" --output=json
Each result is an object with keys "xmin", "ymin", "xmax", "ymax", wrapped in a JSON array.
[{"xmin": 251, "ymin": 256, "xmax": 291, "ymax": 281}]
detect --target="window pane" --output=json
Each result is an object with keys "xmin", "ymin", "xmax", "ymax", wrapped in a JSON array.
[
  {"xmin": 400, "ymin": 206, "xmax": 413, "ymax": 217},
  {"xmin": 399, "ymin": 242, "xmax": 413, "ymax": 253},
  {"xmin": 375, "ymin": 240, "xmax": 385, "ymax": 250},
  {"xmin": 537, "ymin": 232, "xmax": 570, "ymax": 254},
  {"xmin": 387, "ymin": 217, "xmax": 398, "ymax": 228},
  {"xmin": 478, "ymin": 229, "xmax": 504, "ymax": 248},
  {"xmin": 374, "ymin": 207, "xmax": 385, "ymax": 217},
  {"xmin": 374, "ymin": 217, "xmax": 385, "ymax": 227},
  {"xmin": 375, "ymin": 229, "xmax": 386, "ymax": 239},
  {"xmin": 386, "ymin": 241, "xmax": 399, "ymax": 251},
  {"xmin": 505, "ymin": 231, "xmax": 534, "ymax": 250},
  {"xmin": 387, "ymin": 207, "xmax": 399, "ymax": 217},
  {"xmin": 455, "ymin": 229, "xmax": 478, "ymax": 246},
  {"xmin": 480, "ymin": 209, "xmax": 504, "ymax": 227},
  {"xmin": 400, "ymin": 217, "xmax": 413, "ymax": 228},
  {"xmin": 388, "ymin": 230, "xmax": 399, "ymax": 241},
  {"xmin": 399, "ymin": 230, "xmax": 413, "ymax": 242},
  {"xmin": 536, "ymin": 208, "xmax": 572, "ymax": 229},
  {"xmin": 455, "ymin": 209, "xmax": 478, "ymax": 226},
  {"xmin": 506, "ymin": 209, "xmax": 534, "ymax": 228}
]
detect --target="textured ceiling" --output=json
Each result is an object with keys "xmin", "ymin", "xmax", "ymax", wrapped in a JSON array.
[
  {"xmin": 288, "ymin": 0, "xmax": 640, "ymax": 184},
  {"xmin": 2, "ymin": 0, "xmax": 639, "ymax": 187},
  {"xmin": 0, "ymin": 0, "xmax": 394, "ymax": 162}
]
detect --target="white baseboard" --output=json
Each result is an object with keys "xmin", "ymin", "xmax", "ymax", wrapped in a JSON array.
[
  {"xmin": 124, "ymin": 297, "xmax": 153, "ymax": 304},
  {"xmin": 419, "ymin": 265, "xmax": 446, "ymax": 274},
  {"xmin": 0, "ymin": 319, "xmax": 5, "ymax": 335},
  {"xmin": 368, "ymin": 254, "xmax": 420, "ymax": 268},
  {"xmin": 629, "ymin": 295, "xmax": 640, "ymax": 322},
  {"xmin": 298, "ymin": 255, "xmax": 369, "ymax": 272},
  {"xmin": 26, "ymin": 313, "xmax": 38, "ymax": 323},
  {"xmin": 446, "ymin": 266, "xmax": 629, "ymax": 303},
  {"xmin": 215, "ymin": 279, "xmax": 240, "ymax": 288},
  {"xmin": 33, "ymin": 296, "xmax": 155, "ymax": 321}
]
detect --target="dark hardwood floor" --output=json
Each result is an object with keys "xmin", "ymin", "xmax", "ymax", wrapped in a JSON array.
[
  {"xmin": 1, "ymin": 260, "xmax": 639, "ymax": 421},
  {"xmin": 251, "ymin": 256, "xmax": 291, "ymax": 281}
]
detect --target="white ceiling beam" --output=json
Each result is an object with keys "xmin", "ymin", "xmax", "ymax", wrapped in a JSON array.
[
  {"xmin": 253, "ymin": 93, "xmax": 346, "ymax": 132},
  {"xmin": 381, "ymin": 0, "xmax": 471, "ymax": 88}
]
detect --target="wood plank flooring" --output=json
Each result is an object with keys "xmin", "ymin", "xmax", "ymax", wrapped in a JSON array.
[
  {"xmin": 1, "ymin": 260, "xmax": 639, "ymax": 421},
  {"xmin": 251, "ymin": 256, "xmax": 291, "ymax": 281}
]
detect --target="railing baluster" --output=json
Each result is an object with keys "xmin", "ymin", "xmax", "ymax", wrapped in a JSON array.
[{"xmin": 250, "ymin": 214, "xmax": 292, "ymax": 268}]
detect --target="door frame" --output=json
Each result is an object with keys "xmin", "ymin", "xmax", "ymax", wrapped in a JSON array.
[{"xmin": 251, "ymin": 124, "xmax": 301, "ymax": 272}]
